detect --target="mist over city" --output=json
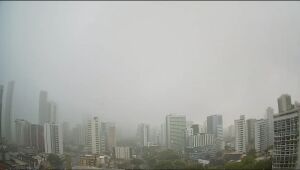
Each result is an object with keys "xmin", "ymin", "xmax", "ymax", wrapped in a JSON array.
[{"xmin": 0, "ymin": 1, "xmax": 300, "ymax": 169}]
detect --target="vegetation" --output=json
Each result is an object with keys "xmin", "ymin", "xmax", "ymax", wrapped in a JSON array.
[{"xmin": 47, "ymin": 154, "xmax": 63, "ymax": 169}]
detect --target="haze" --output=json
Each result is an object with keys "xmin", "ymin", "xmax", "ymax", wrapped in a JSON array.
[{"xmin": 1, "ymin": 1, "xmax": 300, "ymax": 138}]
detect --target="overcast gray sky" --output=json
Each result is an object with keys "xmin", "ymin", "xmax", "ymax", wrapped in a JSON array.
[{"xmin": 1, "ymin": 2, "xmax": 300, "ymax": 137}]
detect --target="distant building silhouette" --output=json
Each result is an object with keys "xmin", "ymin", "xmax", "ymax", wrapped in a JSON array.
[
  {"xmin": 0, "ymin": 84, "xmax": 3, "ymax": 144},
  {"xmin": 3, "ymin": 81, "xmax": 14, "ymax": 143},
  {"xmin": 166, "ymin": 114, "xmax": 186, "ymax": 152},
  {"xmin": 234, "ymin": 115, "xmax": 247, "ymax": 153},
  {"xmin": 207, "ymin": 114, "xmax": 224, "ymax": 151}
]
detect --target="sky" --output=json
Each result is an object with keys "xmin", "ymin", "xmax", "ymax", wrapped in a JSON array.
[{"xmin": 0, "ymin": 1, "xmax": 300, "ymax": 138}]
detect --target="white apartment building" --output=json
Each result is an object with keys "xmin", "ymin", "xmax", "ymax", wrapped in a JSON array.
[
  {"xmin": 234, "ymin": 115, "xmax": 247, "ymax": 153},
  {"xmin": 137, "ymin": 123, "xmax": 150, "ymax": 147},
  {"xmin": 44, "ymin": 123, "xmax": 63, "ymax": 154},
  {"xmin": 186, "ymin": 133, "xmax": 215, "ymax": 148},
  {"xmin": 254, "ymin": 119, "xmax": 267, "ymax": 152},
  {"xmin": 87, "ymin": 116, "xmax": 101, "ymax": 154},
  {"xmin": 114, "ymin": 147, "xmax": 131, "ymax": 160}
]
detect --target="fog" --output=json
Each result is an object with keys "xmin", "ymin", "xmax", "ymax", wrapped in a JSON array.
[{"xmin": 1, "ymin": 1, "xmax": 300, "ymax": 138}]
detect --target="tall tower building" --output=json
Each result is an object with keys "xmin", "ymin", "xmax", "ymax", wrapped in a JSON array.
[
  {"xmin": 0, "ymin": 85, "xmax": 3, "ymax": 143},
  {"xmin": 15, "ymin": 119, "xmax": 31, "ymax": 146},
  {"xmin": 254, "ymin": 119, "xmax": 267, "ymax": 152},
  {"xmin": 191, "ymin": 124, "xmax": 200, "ymax": 135},
  {"xmin": 137, "ymin": 123, "xmax": 150, "ymax": 147},
  {"xmin": 44, "ymin": 123, "xmax": 63, "ymax": 154},
  {"xmin": 207, "ymin": 115, "xmax": 224, "ymax": 151},
  {"xmin": 273, "ymin": 94, "xmax": 300, "ymax": 169},
  {"xmin": 265, "ymin": 107, "xmax": 274, "ymax": 148},
  {"xmin": 48, "ymin": 101, "xmax": 57, "ymax": 123},
  {"xmin": 3, "ymin": 81, "xmax": 14, "ymax": 143},
  {"xmin": 166, "ymin": 114, "xmax": 186, "ymax": 152},
  {"xmin": 246, "ymin": 119, "xmax": 256, "ymax": 151},
  {"xmin": 160, "ymin": 123, "xmax": 166, "ymax": 146},
  {"xmin": 277, "ymin": 94, "xmax": 292, "ymax": 113},
  {"xmin": 39, "ymin": 91, "xmax": 48, "ymax": 125},
  {"xmin": 234, "ymin": 115, "xmax": 247, "ymax": 153},
  {"xmin": 87, "ymin": 116, "xmax": 101, "ymax": 154}
]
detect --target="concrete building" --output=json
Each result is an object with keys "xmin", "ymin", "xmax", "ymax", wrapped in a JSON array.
[
  {"xmin": 136, "ymin": 123, "xmax": 150, "ymax": 147},
  {"xmin": 166, "ymin": 114, "xmax": 186, "ymax": 152},
  {"xmin": 234, "ymin": 115, "xmax": 247, "ymax": 153},
  {"xmin": 254, "ymin": 119, "xmax": 267, "ymax": 152},
  {"xmin": 0, "ymin": 85, "xmax": 3, "ymax": 143},
  {"xmin": 191, "ymin": 124, "xmax": 200, "ymax": 135},
  {"xmin": 160, "ymin": 123, "xmax": 166, "ymax": 146},
  {"xmin": 186, "ymin": 133, "xmax": 215, "ymax": 148},
  {"xmin": 246, "ymin": 119, "xmax": 256, "ymax": 151},
  {"xmin": 15, "ymin": 119, "xmax": 31, "ymax": 146},
  {"xmin": 273, "ymin": 94, "xmax": 300, "ymax": 169},
  {"xmin": 47, "ymin": 101, "xmax": 57, "ymax": 123},
  {"xmin": 39, "ymin": 91, "xmax": 48, "ymax": 125},
  {"xmin": 113, "ymin": 147, "xmax": 131, "ymax": 160},
  {"xmin": 207, "ymin": 115, "xmax": 224, "ymax": 151},
  {"xmin": 44, "ymin": 123, "xmax": 63, "ymax": 154},
  {"xmin": 3, "ymin": 81, "xmax": 14, "ymax": 143},
  {"xmin": 100, "ymin": 122, "xmax": 116, "ymax": 153},
  {"xmin": 30, "ymin": 124, "xmax": 44, "ymax": 152},
  {"xmin": 87, "ymin": 116, "xmax": 101, "ymax": 154},
  {"xmin": 62, "ymin": 121, "xmax": 71, "ymax": 145},
  {"xmin": 265, "ymin": 107, "xmax": 274, "ymax": 148},
  {"xmin": 277, "ymin": 94, "xmax": 292, "ymax": 113}
]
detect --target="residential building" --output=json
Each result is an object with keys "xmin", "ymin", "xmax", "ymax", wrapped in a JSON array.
[
  {"xmin": 136, "ymin": 123, "xmax": 150, "ymax": 147},
  {"xmin": 254, "ymin": 119, "xmax": 267, "ymax": 152},
  {"xmin": 100, "ymin": 122, "xmax": 116, "ymax": 153},
  {"xmin": 246, "ymin": 119, "xmax": 256, "ymax": 151},
  {"xmin": 234, "ymin": 115, "xmax": 247, "ymax": 153},
  {"xmin": 273, "ymin": 95, "xmax": 300, "ymax": 169},
  {"xmin": 15, "ymin": 119, "xmax": 31, "ymax": 146},
  {"xmin": 207, "ymin": 115, "xmax": 224, "ymax": 151},
  {"xmin": 39, "ymin": 91, "xmax": 48, "ymax": 125},
  {"xmin": 114, "ymin": 147, "xmax": 131, "ymax": 160},
  {"xmin": 160, "ymin": 123, "xmax": 166, "ymax": 146},
  {"xmin": 166, "ymin": 114, "xmax": 186, "ymax": 152},
  {"xmin": 265, "ymin": 107, "xmax": 274, "ymax": 148},
  {"xmin": 30, "ymin": 124, "xmax": 44, "ymax": 152},
  {"xmin": 44, "ymin": 123, "xmax": 63, "ymax": 154},
  {"xmin": 191, "ymin": 124, "xmax": 200, "ymax": 135},
  {"xmin": 87, "ymin": 116, "xmax": 101, "ymax": 154},
  {"xmin": 277, "ymin": 94, "xmax": 292, "ymax": 113}
]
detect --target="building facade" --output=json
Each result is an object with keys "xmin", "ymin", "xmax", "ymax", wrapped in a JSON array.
[
  {"xmin": 234, "ymin": 115, "xmax": 247, "ymax": 153},
  {"xmin": 30, "ymin": 124, "xmax": 44, "ymax": 152},
  {"xmin": 44, "ymin": 123, "xmax": 63, "ymax": 154},
  {"xmin": 136, "ymin": 123, "xmax": 150, "ymax": 147},
  {"xmin": 254, "ymin": 119, "xmax": 267, "ymax": 152},
  {"xmin": 3, "ymin": 81, "xmax": 14, "ymax": 143},
  {"xmin": 114, "ymin": 147, "xmax": 132, "ymax": 160},
  {"xmin": 166, "ymin": 114, "xmax": 186, "ymax": 152},
  {"xmin": 246, "ymin": 119, "xmax": 256, "ymax": 151},
  {"xmin": 15, "ymin": 119, "xmax": 31, "ymax": 146},
  {"xmin": 207, "ymin": 115, "xmax": 224, "ymax": 151},
  {"xmin": 87, "ymin": 116, "xmax": 101, "ymax": 154}
]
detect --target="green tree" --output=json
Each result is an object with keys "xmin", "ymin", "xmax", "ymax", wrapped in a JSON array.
[
  {"xmin": 154, "ymin": 160, "xmax": 174, "ymax": 169},
  {"xmin": 47, "ymin": 154, "xmax": 63, "ymax": 169}
]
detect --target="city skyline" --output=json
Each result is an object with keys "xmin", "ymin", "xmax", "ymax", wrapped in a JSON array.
[{"xmin": 1, "ymin": 2, "xmax": 300, "ymax": 138}]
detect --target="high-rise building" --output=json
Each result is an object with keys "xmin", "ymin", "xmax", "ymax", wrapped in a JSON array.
[
  {"xmin": 265, "ymin": 107, "xmax": 274, "ymax": 148},
  {"xmin": 246, "ymin": 119, "xmax": 256, "ymax": 151},
  {"xmin": 3, "ymin": 81, "xmax": 14, "ymax": 143},
  {"xmin": 44, "ymin": 123, "xmax": 63, "ymax": 154},
  {"xmin": 191, "ymin": 124, "xmax": 200, "ymax": 135},
  {"xmin": 15, "ymin": 119, "xmax": 31, "ymax": 146},
  {"xmin": 39, "ymin": 91, "xmax": 48, "ymax": 125},
  {"xmin": 273, "ymin": 94, "xmax": 300, "ymax": 169},
  {"xmin": 254, "ymin": 119, "xmax": 267, "ymax": 153},
  {"xmin": 71, "ymin": 124, "xmax": 85, "ymax": 146},
  {"xmin": 0, "ymin": 85, "xmax": 3, "ymax": 143},
  {"xmin": 166, "ymin": 114, "xmax": 186, "ymax": 152},
  {"xmin": 160, "ymin": 123, "xmax": 166, "ymax": 146},
  {"xmin": 48, "ymin": 101, "xmax": 57, "ymax": 123},
  {"xmin": 207, "ymin": 115, "xmax": 224, "ymax": 151},
  {"xmin": 277, "ymin": 94, "xmax": 292, "ymax": 113},
  {"xmin": 62, "ymin": 121, "xmax": 71, "ymax": 145},
  {"xmin": 100, "ymin": 122, "xmax": 116, "ymax": 153},
  {"xmin": 185, "ymin": 133, "xmax": 215, "ymax": 148},
  {"xmin": 137, "ymin": 123, "xmax": 150, "ymax": 147},
  {"xmin": 234, "ymin": 115, "xmax": 247, "ymax": 153},
  {"xmin": 30, "ymin": 124, "xmax": 44, "ymax": 152},
  {"xmin": 87, "ymin": 116, "xmax": 101, "ymax": 154}
]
